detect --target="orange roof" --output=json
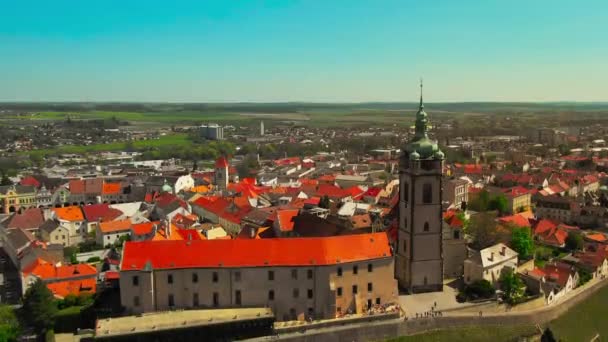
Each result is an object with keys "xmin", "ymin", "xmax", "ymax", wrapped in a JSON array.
[
  {"xmin": 99, "ymin": 219, "xmax": 132, "ymax": 234},
  {"xmin": 47, "ymin": 278, "xmax": 96, "ymax": 299},
  {"xmin": 131, "ymin": 221, "xmax": 159, "ymax": 235},
  {"xmin": 121, "ymin": 232, "xmax": 391, "ymax": 270},
  {"xmin": 23, "ymin": 258, "xmax": 97, "ymax": 280},
  {"xmin": 586, "ymin": 233, "xmax": 607, "ymax": 242},
  {"xmin": 102, "ymin": 182, "xmax": 121, "ymax": 195},
  {"xmin": 53, "ymin": 206, "xmax": 84, "ymax": 222},
  {"xmin": 190, "ymin": 185, "xmax": 211, "ymax": 193},
  {"xmin": 276, "ymin": 209, "xmax": 299, "ymax": 232}
]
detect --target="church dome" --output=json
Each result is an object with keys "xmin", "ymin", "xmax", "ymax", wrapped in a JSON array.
[
  {"xmin": 434, "ymin": 150, "xmax": 445, "ymax": 160},
  {"xmin": 409, "ymin": 150, "xmax": 421, "ymax": 160}
]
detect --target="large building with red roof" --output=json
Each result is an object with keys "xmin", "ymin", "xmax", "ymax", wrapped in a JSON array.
[
  {"xmin": 119, "ymin": 233, "xmax": 397, "ymax": 320},
  {"xmin": 21, "ymin": 258, "xmax": 97, "ymax": 298}
]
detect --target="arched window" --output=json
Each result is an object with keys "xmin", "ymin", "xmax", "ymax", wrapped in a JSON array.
[
  {"xmin": 423, "ymin": 183, "xmax": 432, "ymax": 204},
  {"xmin": 423, "ymin": 222, "xmax": 429, "ymax": 232}
]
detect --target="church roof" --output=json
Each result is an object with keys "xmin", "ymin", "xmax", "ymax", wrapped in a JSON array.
[{"xmin": 404, "ymin": 81, "xmax": 443, "ymax": 160}]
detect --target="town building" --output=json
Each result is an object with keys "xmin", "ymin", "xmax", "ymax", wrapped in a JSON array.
[
  {"xmin": 119, "ymin": 233, "xmax": 397, "ymax": 320},
  {"xmin": 395, "ymin": 82, "xmax": 445, "ymax": 293},
  {"xmin": 0, "ymin": 185, "xmax": 37, "ymax": 214},
  {"xmin": 443, "ymin": 178, "xmax": 469, "ymax": 210}
]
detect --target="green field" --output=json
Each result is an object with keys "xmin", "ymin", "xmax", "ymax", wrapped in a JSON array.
[
  {"xmin": 388, "ymin": 325, "xmax": 538, "ymax": 342},
  {"xmin": 547, "ymin": 284, "xmax": 608, "ymax": 341},
  {"xmin": 27, "ymin": 133, "xmax": 191, "ymax": 156}
]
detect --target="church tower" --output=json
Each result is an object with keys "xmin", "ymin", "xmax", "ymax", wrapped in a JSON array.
[
  {"xmin": 395, "ymin": 81, "xmax": 445, "ymax": 293},
  {"xmin": 215, "ymin": 156, "xmax": 229, "ymax": 191}
]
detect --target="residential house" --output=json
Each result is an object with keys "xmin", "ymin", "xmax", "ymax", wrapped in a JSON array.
[
  {"xmin": 21, "ymin": 258, "xmax": 97, "ymax": 298},
  {"xmin": 272, "ymin": 209, "xmax": 299, "ymax": 237},
  {"xmin": 39, "ymin": 219, "xmax": 70, "ymax": 247},
  {"xmin": 464, "ymin": 243, "xmax": 518, "ymax": 286},
  {"xmin": 522, "ymin": 262, "xmax": 578, "ymax": 305},
  {"xmin": 535, "ymin": 195, "xmax": 577, "ymax": 224},
  {"xmin": 3, "ymin": 208, "xmax": 45, "ymax": 233},
  {"xmin": 97, "ymin": 219, "xmax": 133, "ymax": 247},
  {"xmin": 52, "ymin": 206, "xmax": 86, "ymax": 245}
]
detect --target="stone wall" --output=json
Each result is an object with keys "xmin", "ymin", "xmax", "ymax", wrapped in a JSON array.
[{"xmin": 266, "ymin": 277, "xmax": 608, "ymax": 342}]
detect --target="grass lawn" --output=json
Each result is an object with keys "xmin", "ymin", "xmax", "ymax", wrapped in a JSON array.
[
  {"xmin": 547, "ymin": 283, "xmax": 608, "ymax": 341},
  {"xmin": 27, "ymin": 133, "xmax": 190, "ymax": 156},
  {"xmin": 388, "ymin": 325, "xmax": 538, "ymax": 342}
]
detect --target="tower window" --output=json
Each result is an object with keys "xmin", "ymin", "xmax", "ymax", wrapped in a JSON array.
[
  {"xmin": 423, "ymin": 183, "xmax": 433, "ymax": 204},
  {"xmin": 424, "ymin": 222, "xmax": 430, "ymax": 232},
  {"xmin": 403, "ymin": 183, "xmax": 409, "ymax": 202}
]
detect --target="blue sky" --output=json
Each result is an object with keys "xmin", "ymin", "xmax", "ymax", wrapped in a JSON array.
[{"xmin": 1, "ymin": 0, "xmax": 606, "ymax": 102}]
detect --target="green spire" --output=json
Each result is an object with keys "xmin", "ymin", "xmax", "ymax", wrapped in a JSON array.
[{"xmin": 413, "ymin": 78, "xmax": 428, "ymax": 141}]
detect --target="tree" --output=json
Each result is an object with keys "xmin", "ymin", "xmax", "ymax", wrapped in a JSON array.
[
  {"xmin": 510, "ymin": 227, "xmax": 534, "ymax": 259},
  {"xmin": 467, "ymin": 212, "xmax": 504, "ymax": 250},
  {"xmin": 0, "ymin": 170, "xmax": 12, "ymax": 186},
  {"xmin": 578, "ymin": 268, "xmax": 592, "ymax": 286},
  {"xmin": 565, "ymin": 232, "xmax": 584, "ymax": 251},
  {"xmin": 499, "ymin": 268, "xmax": 526, "ymax": 305},
  {"xmin": 0, "ymin": 305, "xmax": 20, "ymax": 342},
  {"xmin": 22, "ymin": 279, "xmax": 57, "ymax": 335},
  {"xmin": 488, "ymin": 194, "xmax": 509, "ymax": 214},
  {"xmin": 541, "ymin": 327, "xmax": 557, "ymax": 342},
  {"xmin": 464, "ymin": 279, "xmax": 495, "ymax": 299},
  {"xmin": 319, "ymin": 195, "xmax": 331, "ymax": 209}
]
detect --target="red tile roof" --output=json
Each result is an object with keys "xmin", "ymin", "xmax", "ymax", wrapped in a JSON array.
[
  {"xmin": 20, "ymin": 176, "xmax": 41, "ymax": 188},
  {"xmin": 82, "ymin": 203, "xmax": 123, "ymax": 222},
  {"xmin": 274, "ymin": 157, "xmax": 301, "ymax": 166},
  {"xmin": 498, "ymin": 214, "xmax": 531, "ymax": 228},
  {"xmin": 23, "ymin": 258, "xmax": 97, "ymax": 280},
  {"xmin": 121, "ymin": 233, "xmax": 391, "ymax": 270},
  {"xmin": 503, "ymin": 186, "xmax": 529, "ymax": 198},
  {"xmin": 586, "ymin": 233, "xmax": 607, "ymax": 243},
  {"xmin": 6, "ymin": 208, "xmax": 45, "ymax": 230}
]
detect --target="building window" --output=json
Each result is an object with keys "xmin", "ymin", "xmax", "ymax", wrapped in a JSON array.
[
  {"xmin": 352, "ymin": 285, "xmax": 358, "ymax": 294},
  {"xmin": 453, "ymin": 230, "xmax": 460, "ymax": 239},
  {"xmin": 368, "ymin": 264, "xmax": 373, "ymax": 273},
  {"xmin": 132, "ymin": 276, "xmax": 139, "ymax": 286},
  {"xmin": 337, "ymin": 287, "xmax": 343, "ymax": 296},
  {"xmin": 192, "ymin": 273, "xmax": 198, "ymax": 283},
  {"xmin": 423, "ymin": 183, "xmax": 433, "ymax": 204},
  {"xmin": 291, "ymin": 269, "xmax": 298, "ymax": 279},
  {"xmin": 293, "ymin": 288, "xmax": 299, "ymax": 298},
  {"xmin": 167, "ymin": 274, "xmax": 173, "ymax": 284},
  {"xmin": 368, "ymin": 282, "xmax": 373, "ymax": 292},
  {"xmin": 268, "ymin": 270, "xmax": 274, "ymax": 281},
  {"xmin": 193, "ymin": 293, "xmax": 199, "ymax": 307},
  {"xmin": 403, "ymin": 240, "xmax": 407, "ymax": 253},
  {"xmin": 234, "ymin": 271, "xmax": 241, "ymax": 282},
  {"xmin": 289, "ymin": 308, "xmax": 296, "ymax": 320},
  {"xmin": 424, "ymin": 222, "xmax": 429, "ymax": 232},
  {"xmin": 353, "ymin": 265, "xmax": 358, "ymax": 275},
  {"xmin": 133, "ymin": 296, "xmax": 140, "ymax": 307},
  {"xmin": 307, "ymin": 289, "xmax": 313, "ymax": 299},
  {"xmin": 213, "ymin": 292, "xmax": 219, "ymax": 307},
  {"xmin": 268, "ymin": 290, "xmax": 275, "ymax": 301},
  {"xmin": 367, "ymin": 299, "xmax": 372, "ymax": 308},
  {"xmin": 212, "ymin": 272, "xmax": 218, "ymax": 283},
  {"xmin": 235, "ymin": 290, "xmax": 242, "ymax": 305},
  {"xmin": 337, "ymin": 267, "xmax": 342, "ymax": 277},
  {"xmin": 403, "ymin": 183, "xmax": 409, "ymax": 202},
  {"xmin": 376, "ymin": 298, "xmax": 381, "ymax": 305},
  {"xmin": 307, "ymin": 269, "xmax": 313, "ymax": 279},
  {"xmin": 168, "ymin": 294, "xmax": 175, "ymax": 307}
]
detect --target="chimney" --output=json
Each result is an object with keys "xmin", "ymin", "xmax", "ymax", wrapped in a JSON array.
[
  {"xmin": 490, "ymin": 252, "xmax": 495, "ymax": 261},
  {"xmin": 250, "ymin": 227, "xmax": 256, "ymax": 239},
  {"xmin": 501, "ymin": 246, "xmax": 507, "ymax": 256}
]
